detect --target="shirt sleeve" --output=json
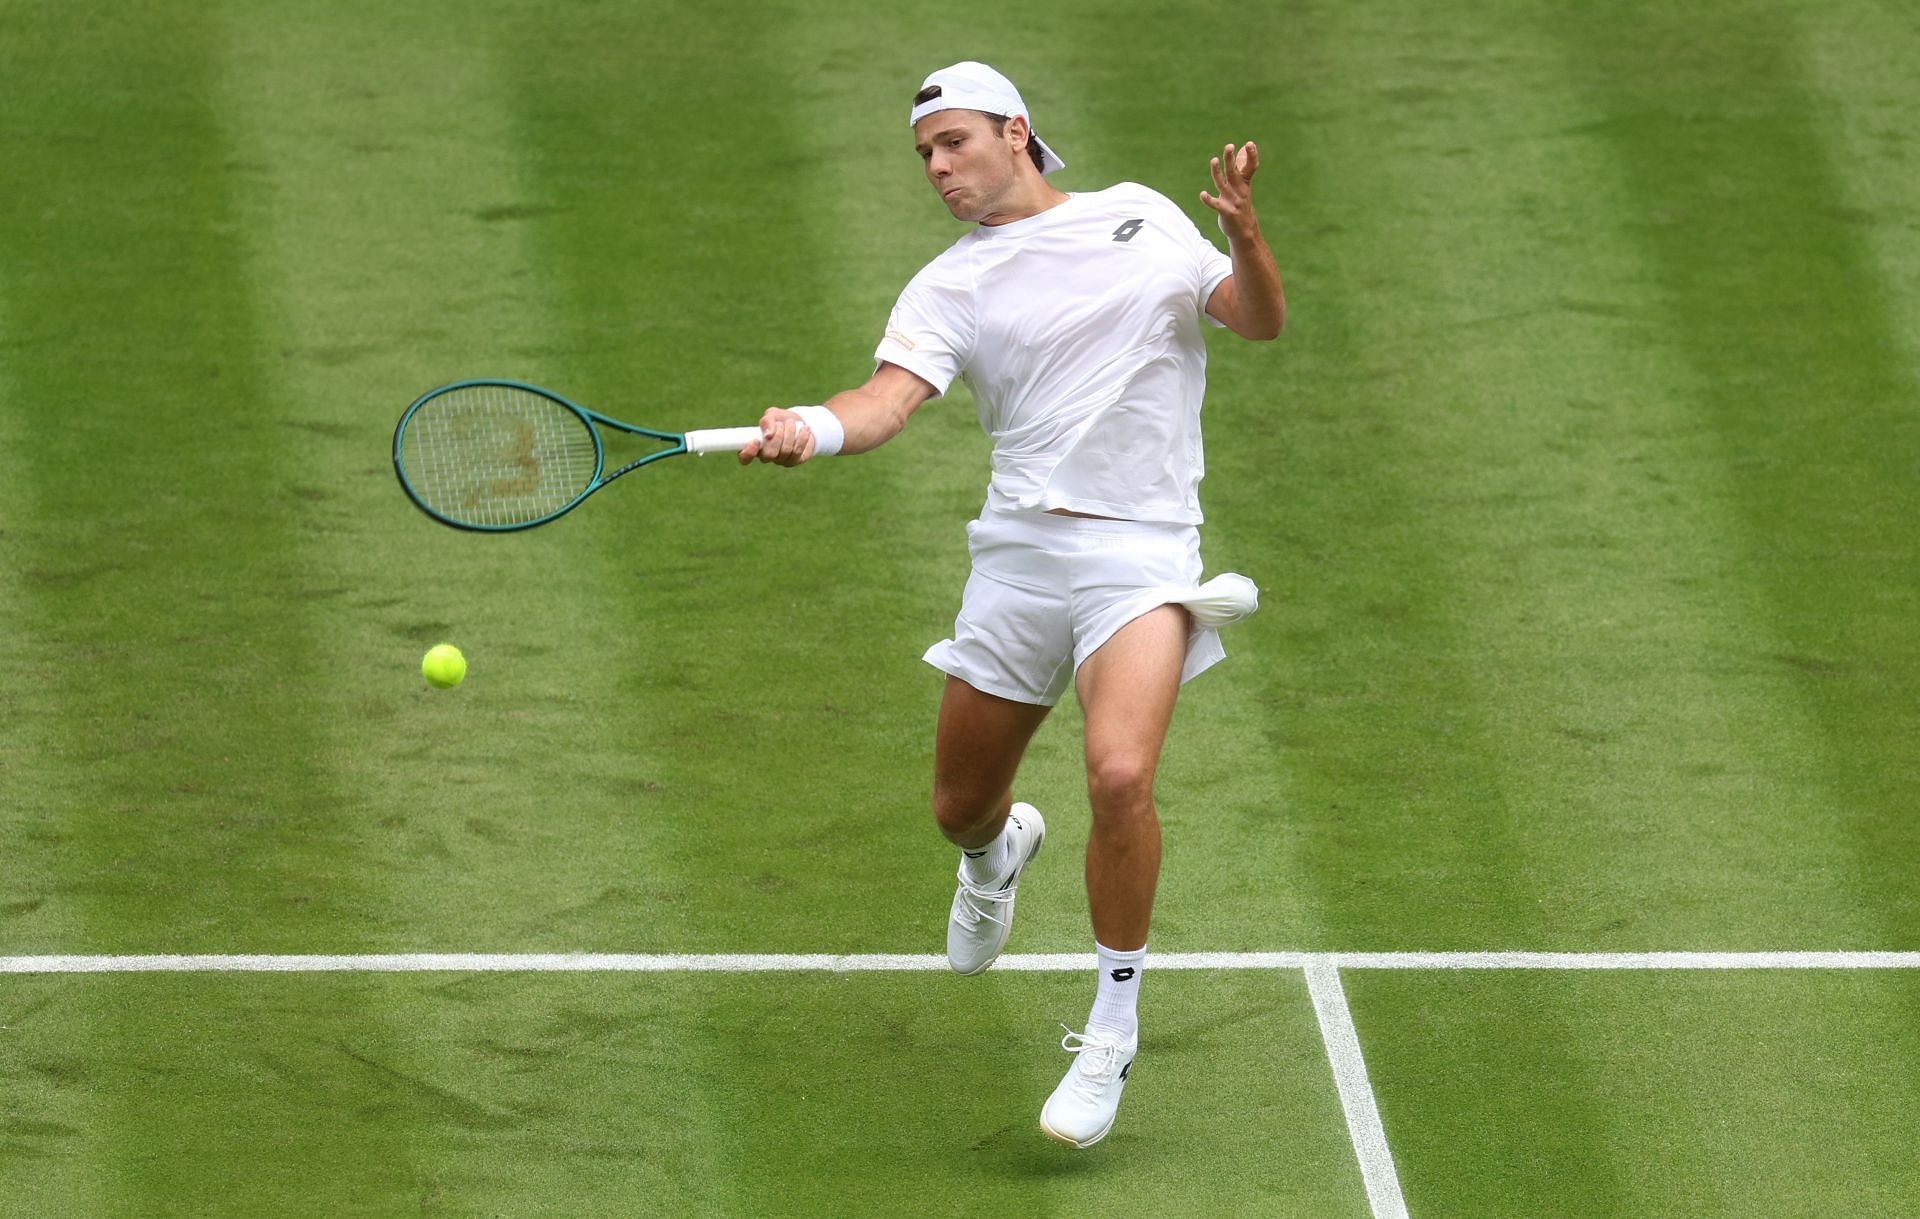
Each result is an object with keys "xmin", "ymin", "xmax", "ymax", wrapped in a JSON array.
[
  {"xmin": 1183, "ymin": 210, "xmax": 1236, "ymax": 329},
  {"xmin": 874, "ymin": 255, "xmax": 976, "ymax": 397}
]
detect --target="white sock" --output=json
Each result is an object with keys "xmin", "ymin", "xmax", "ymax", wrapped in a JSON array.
[
  {"xmin": 958, "ymin": 825, "xmax": 1009, "ymax": 886},
  {"xmin": 1087, "ymin": 942, "xmax": 1145, "ymax": 1043}
]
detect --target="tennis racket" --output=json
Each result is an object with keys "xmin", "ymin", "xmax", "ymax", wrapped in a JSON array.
[{"xmin": 392, "ymin": 379, "xmax": 762, "ymax": 532}]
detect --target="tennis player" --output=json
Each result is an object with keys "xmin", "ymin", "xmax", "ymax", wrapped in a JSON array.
[{"xmin": 743, "ymin": 60, "xmax": 1283, "ymax": 1148}]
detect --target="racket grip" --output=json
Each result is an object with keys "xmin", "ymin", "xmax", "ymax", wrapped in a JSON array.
[{"xmin": 683, "ymin": 426, "xmax": 764, "ymax": 456}]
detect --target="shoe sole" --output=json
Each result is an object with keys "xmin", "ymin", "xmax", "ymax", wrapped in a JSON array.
[
  {"xmin": 1040, "ymin": 1113, "xmax": 1114, "ymax": 1149},
  {"xmin": 949, "ymin": 808, "xmax": 1046, "ymax": 977}
]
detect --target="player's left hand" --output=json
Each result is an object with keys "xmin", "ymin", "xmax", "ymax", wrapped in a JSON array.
[
  {"xmin": 1200, "ymin": 141, "xmax": 1261, "ymax": 242},
  {"xmin": 741, "ymin": 407, "xmax": 816, "ymax": 466}
]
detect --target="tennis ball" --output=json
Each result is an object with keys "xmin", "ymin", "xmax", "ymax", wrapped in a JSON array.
[{"xmin": 421, "ymin": 643, "xmax": 467, "ymax": 689}]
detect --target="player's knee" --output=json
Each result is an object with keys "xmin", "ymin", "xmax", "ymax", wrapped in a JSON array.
[
  {"xmin": 931, "ymin": 784, "xmax": 998, "ymax": 840},
  {"xmin": 1086, "ymin": 752, "xmax": 1157, "ymax": 818}
]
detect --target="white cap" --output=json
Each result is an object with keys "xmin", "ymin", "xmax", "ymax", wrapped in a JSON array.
[{"xmin": 909, "ymin": 61, "xmax": 1066, "ymax": 176}]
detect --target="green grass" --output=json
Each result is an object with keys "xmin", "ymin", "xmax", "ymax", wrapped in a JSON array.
[
  {"xmin": 4, "ymin": 971, "xmax": 1369, "ymax": 1216},
  {"xmin": 1354, "ymin": 970, "xmax": 1920, "ymax": 1215},
  {"xmin": 2, "ymin": 0, "xmax": 1917, "ymax": 1213}
]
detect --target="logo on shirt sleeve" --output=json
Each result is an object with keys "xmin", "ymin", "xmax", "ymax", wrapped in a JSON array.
[
  {"xmin": 884, "ymin": 330, "xmax": 918, "ymax": 351},
  {"xmin": 1112, "ymin": 218, "xmax": 1145, "ymax": 243}
]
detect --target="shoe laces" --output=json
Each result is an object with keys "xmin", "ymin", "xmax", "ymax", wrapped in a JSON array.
[
  {"xmin": 1058, "ymin": 1025, "xmax": 1128, "ymax": 1100},
  {"xmin": 952, "ymin": 871, "xmax": 1016, "ymax": 930}
]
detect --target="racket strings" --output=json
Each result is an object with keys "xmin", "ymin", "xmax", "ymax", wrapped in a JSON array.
[{"xmin": 400, "ymin": 385, "xmax": 599, "ymax": 527}]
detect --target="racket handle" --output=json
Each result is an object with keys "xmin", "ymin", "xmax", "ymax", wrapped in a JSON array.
[{"xmin": 683, "ymin": 426, "xmax": 764, "ymax": 456}]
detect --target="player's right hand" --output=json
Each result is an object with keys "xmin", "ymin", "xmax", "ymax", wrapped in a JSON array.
[
  {"xmin": 741, "ymin": 407, "xmax": 816, "ymax": 466},
  {"xmin": 1201, "ymin": 140, "xmax": 1262, "ymax": 241}
]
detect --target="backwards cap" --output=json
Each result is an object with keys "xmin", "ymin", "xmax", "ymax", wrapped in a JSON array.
[{"xmin": 909, "ymin": 61, "xmax": 1066, "ymax": 176}]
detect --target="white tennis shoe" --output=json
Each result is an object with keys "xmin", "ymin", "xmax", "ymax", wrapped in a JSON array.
[
  {"xmin": 945, "ymin": 803, "xmax": 1045, "ymax": 976},
  {"xmin": 1040, "ymin": 1026, "xmax": 1138, "ymax": 1148}
]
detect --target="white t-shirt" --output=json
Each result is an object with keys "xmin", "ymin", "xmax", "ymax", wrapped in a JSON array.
[{"xmin": 874, "ymin": 183, "xmax": 1235, "ymax": 524}]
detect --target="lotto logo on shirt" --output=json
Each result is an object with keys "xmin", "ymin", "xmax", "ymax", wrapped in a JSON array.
[{"xmin": 1112, "ymin": 219, "xmax": 1145, "ymax": 243}]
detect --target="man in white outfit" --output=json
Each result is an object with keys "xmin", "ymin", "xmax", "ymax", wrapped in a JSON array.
[{"xmin": 743, "ymin": 60, "xmax": 1284, "ymax": 1148}]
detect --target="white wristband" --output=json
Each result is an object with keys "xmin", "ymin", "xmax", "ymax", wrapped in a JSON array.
[{"xmin": 791, "ymin": 405, "xmax": 845, "ymax": 457}]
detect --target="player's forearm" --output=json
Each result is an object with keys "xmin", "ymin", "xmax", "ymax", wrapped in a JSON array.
[
  {"xmin": 821, "ymin": 385, "xmax": 914, "ymax": 455},
  {"xmin": 1225, "ymin": 223, "xmax": 1285, "ymax": 341}
]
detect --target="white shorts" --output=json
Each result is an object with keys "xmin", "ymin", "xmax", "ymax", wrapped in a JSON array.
[{"xmin": 923, "ymin": 510, "xmax": 1258, "ymax": 707}]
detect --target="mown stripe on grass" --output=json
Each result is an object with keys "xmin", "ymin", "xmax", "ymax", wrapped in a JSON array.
[
  {"xmin": 0, "ymin": 2, "xmax": 376, "ymax": 948},
  {"xmin": 0, "ymin": 266, "xmax": 104, "ymax": 1219},
  {"xmin": 1546, "ymin": 2, "xmax": 1920, "ymax": 947},
  {"xmin": 1805, "ymin": 5, "xmax": 1920, "ymax": 337},
  {"xmin": 0, "ymin": 1, "xmax": 388, "ymax": 1212},
  {"xmin": 1244, "ymin": 2, "xmax": 1696, "ymax": 1211},
  {"xmin": 485, "ymin": 6, "xmax": 877, "ymax": 1213},
  {"xmin": 1544, "ymin": 12, "xmax": 1920, "ymax": 1207},
  {"xmin": 0, "ymin": 13, "xmax": 103, "ymax": 1208},
  {"xmin": 213, "ymin": 3, "xmax": 608, "ymax": 1210},
  {"xmin": 1254, "ymin": 0, "xmax": 1875, "ymax": 950},
  {"xmin": 0, "ymin": 294, "xmax": 60, "ymax": 931},
  {"xmin": 211, "ymin": 0, "xmax": 646, "ymax": 951},
  {"xmin": 483, "ymin": 4, "xmax": 820, "ymax": 962}
]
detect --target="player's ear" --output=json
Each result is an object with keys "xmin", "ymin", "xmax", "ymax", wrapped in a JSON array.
[{"xmin": 1007, "ymin": 114, "xmax": 1030, "ymax": 153}]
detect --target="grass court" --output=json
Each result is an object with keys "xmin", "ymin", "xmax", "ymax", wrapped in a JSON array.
[{"xmin": 2, "ymin": 0, "xmax": 1917, "ymax": 1213}]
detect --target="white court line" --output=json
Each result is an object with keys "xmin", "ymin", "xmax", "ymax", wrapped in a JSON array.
[
  {"xmin": 4, "ymin": 950, "xmax": 1919, "ymax": 973},
  {"xmin": 1306, "ymin": 961, "xmax": 1410, "ymax": 1219},
  {"xmin": 1330, "ymin": 951, "xmax": 1920, "ymax": 971}
]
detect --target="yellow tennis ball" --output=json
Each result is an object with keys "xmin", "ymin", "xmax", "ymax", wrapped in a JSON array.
[{"xmin": 421, "ymin": 643, "xmax": 467, "ymax": 689}]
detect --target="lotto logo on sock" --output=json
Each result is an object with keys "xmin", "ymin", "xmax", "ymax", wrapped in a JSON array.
[{"xmin": 1109, "ymin": 967, "xmax": 1136, "ymax": 982}]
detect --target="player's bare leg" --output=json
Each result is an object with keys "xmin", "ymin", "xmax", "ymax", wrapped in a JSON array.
[
  {"xmin": 1041, "ymin": 604, "xmax": 1188, "ymax": 1147},
  {"xmin": 932, "ymin": 676, "xmax": 1049, "ymax": 845},
  {"xmin": 933, "ymin": 676, "xmax": 1051, "ymax": 974},
  {"xmin": 1078, "ymin": 605, "xmax": 1186, "ymax": 948}
]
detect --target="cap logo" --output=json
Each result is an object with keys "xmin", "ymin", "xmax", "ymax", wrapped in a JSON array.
[{"xmin": 913, "ymin": 84, "xmax": 942, "ymax": 105}]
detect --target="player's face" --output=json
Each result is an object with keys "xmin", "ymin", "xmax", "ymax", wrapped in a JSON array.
[{"xmin": 914, "ymin": 110, "xmax": 1025, "ymax": 222}]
